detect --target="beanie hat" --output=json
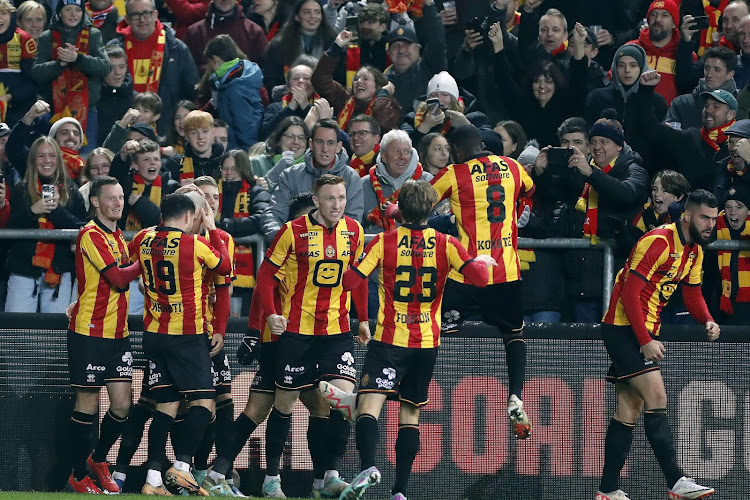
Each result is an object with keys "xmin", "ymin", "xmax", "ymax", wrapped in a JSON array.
[
  {"xmin": 427, "ymin": 71, "xmax": 459, "ymax": 100},
  {"xmin": 726, "ymin": 184, "xmax": 750, "ymax": 208},
  {"xmin": 56, "ymin": 0, "xmax": 85, "ymax": 13},
  {"xmin": 589, "ymin": 109, "xmax": 625, "ymax": 147},
  {"xmin": 648, "ymin": 0, "xmax": 679, "ymax": 27},
  {"xmin": 48, "ymin": 117, "xmax": 83, "ymax": 145},
  {"xmin": 517, "ymin": 140, "xmax": 540, "ymax": 166},
  {"xmin": 479, "ymin": 129, "xmax": 504, "ymax": 156},
  {"xmin": 128, "ymin": 123, "xmax": 158, "ymax": 142},
  {"xmin": 614, "ymin": 44, "xmax": 647, "ymax": 73}
]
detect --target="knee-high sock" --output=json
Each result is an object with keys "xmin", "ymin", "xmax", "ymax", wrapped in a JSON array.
[
  {"xmin": 92, "ymin": 409, "xmax": 128, "ymax": 463},
  {"xmin": 326, "ymin": 411, "xmax": 350, "ymax": 471},
  {"xmin": 599, "ymin": 419, "xmax": 635, "ymax": 493},
  {"xmin": 644, "ymin": 409, "xmax": 684, "ymax": 489},
  {"xmin": 392, "ymin": 425, "xmax": 419, "ymax": 497},
  {"xmin": 265, "ymin": 407, "xmax": 291, "ymax": 476},
  {"xmin": 115, "ymin": 400, "xmax": 154, "ymax": 473},
  {"xmin": 70, "ymin": 411, "xmax": 96, "ymax": 480},
  {"xmin": 355, "ymin": 414, "xmax": 379, "ymax": 471},
  {"xmin": 214, "ymin": 412, "xmax": 260, "ymax": 476},
  {"xmin": 147, "ymin": 411, "xmax": 174, "ymax": 471},
  {"xmin": 504, "ymin": 336, "xmax": 526, "ymax": 399},
  {"xmin": 173, "ymin": 406, "xmax": 213, "ymax": 464},
  {"xmin": 307, "ymin": 416, "xmax": 328, "ymax": 480},
  {"xmin": 193, "ymin": 416, "xmax": 216, "ymax": 470},
  {"xmin": 214, "ymin": 399, "xmax": 235, "ymax": 461}
]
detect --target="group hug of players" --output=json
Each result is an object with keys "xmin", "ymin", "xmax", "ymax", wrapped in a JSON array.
[{"xmin": 65, "ymin": 125, "xmax": 720, "ymax": 500}]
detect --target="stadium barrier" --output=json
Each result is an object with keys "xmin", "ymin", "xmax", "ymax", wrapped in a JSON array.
[{"xmin": 0, "ymin": 313, "xmax": 747, "ymax": 500}]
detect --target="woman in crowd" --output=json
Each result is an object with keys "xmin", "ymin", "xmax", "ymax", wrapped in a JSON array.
[
  {"xmin": 418, "ymin": 132, "xmax": 452, "ymax": 175},
  {"xmin": 311, "ymin": 29, "xmax": 401, "ymax": 133},
  {"xmin": 250, "ymin": 115, "xmax": 309, "ymax": 192},
  {"xmin": 5, "ymin": 136, "xmax": 86, "ymax": 313},
  {"xmin": 161, "ymin": 100, "xmax": 198, "ymax": 157},
  {"xmin": 247, "ymin": 0, "xmax": 288, "ymax": 41},
  {"xmin": 16, "ymin": 1, "xmax": 47, "ymax": 42},
  {"xmin": 494, "ymin": 120, "xmax": 527, "ymax": 159},
  {"xmin": 262, "ymin": 54, "xmax": 319, "ymax": 138},
  {"xmin": 78, "ymin": 147, "xmax": 114, "ymax": 211},
  {"xmin": 262, "ymin": 0, "xmax": 336, "ymax": 91}
]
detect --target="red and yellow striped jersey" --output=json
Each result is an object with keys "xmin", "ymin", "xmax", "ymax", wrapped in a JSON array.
[
  {"xmin": 249, "ymin": 268, "xmax": 286, "ymax": 343},
  {"xmin": 716, "ymin": 211, "xmax": 750, "ymax": 314},
  {"xmin": 69, "ymin": 219, "xmax": 130, "ymax": 339},
  {"xmin": 266, "ymin": 213, "xmax": 364, "ymax": 335},
  {"xmin": 431, "ymin": 154, "xmax": 534, "ymax": 284},
  {"xmin": 603, "ymin": 222, "xmax": 703, "ymax": 337},
  {"xmin": 204, "ymin": 229, "xmax": 236, "ymax": 337},
  {"xmin": 131, "ymin": 226, "xmax": 224, "ymax": 335},
  {"xmin": 353, "ymin": 225, "xmax": 474, "ymax": 348}
]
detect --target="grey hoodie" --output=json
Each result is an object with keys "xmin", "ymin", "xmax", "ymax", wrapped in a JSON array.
[
  {"xmin": 665, "ymin": 76, "xmax": 738, "ymax": 130},
  {"xmin": 261, "ymin": 148, "xmax": 364, "ymax": 242}
]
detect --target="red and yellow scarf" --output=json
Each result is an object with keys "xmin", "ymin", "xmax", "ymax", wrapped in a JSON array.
[
  {"xmin": 717, "ymin": 211, "xmax": 750, "ymax": 314},
  {"xmin": 414, "ymin": 105, "xmax": 452, "ymax": 135},
  {"xmin": 125, "ymin": 172, "xmax": 161, "ymax": 230},
  {"xmin": 337, "ymin": 96, "xmax": 375, "ymax": 131},
  {"xmin": 701, "ymin": 119, "xmax": 735, "ymax": 152},
  {"xmin": 31, "ymin": 180, "xmax": 61, "ymax": 286},
  {"xmin": 51, "ymin": 29, "xmax": 90, "ymax": 134},
  {"xmin": 123, "ymin": 23, "xmax": 166, "ymax": 93},
  {"xmin": 698, "ymin": 0, "xmax": 730, "ymax": 56},
  {"xmin": 576, "ymin": 158, "xmax": 615, "ymax": 244},
  {"xmin": 281, "ymin": 91, "xmax": 320, "ymax": 108},
  {"xmin": 350, "ymin": 143, "xmax": 379, "ymax": 177},
  {"xmin": 61, "ymin": 147, "xmax": 84, "ymax": 182},
  {"xmin": 551, "ymin": 40, "xmax": 569, "ymax": 56},
  {"xmin": 366, "ymin": 163, "xmax": 423, "ymax": 230},
  {"xmin": 86, "ymin": 3, "xmax": 116, "ymax": 28},
  {"xmin": 719, "ymin": 35, "xmax": 738, "ymax": 53},
  {"xmin": 217, "ymin": 179, "xmax": 256, "ymax": 288}
]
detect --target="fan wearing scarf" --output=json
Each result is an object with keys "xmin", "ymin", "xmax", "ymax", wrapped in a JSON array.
[
  {"xmin": 5, "ymin": 136, "xmax": 87, "ymax": 313},
  {"xmin": 166, "ymin": 110, "xmax": 224, "ymax": 186},
  {"xmin": 85, "ymin": 0, "xmax": 120, "ymax": 43},
  {"xmin": 32, "ymin": 0, "xmax": 111, "ymax": 149},
  {"xmin": 0, "ymin": 0, "xmax": 37, "ymax": 127},
  {"xmin": 311, "ymin": 29, "xmax": 402, "ymax": 134},
  {"xmin": 261, "ymin": 55, "xmax": 319, "ymax": 139},
  {"xmin": 348, "ymin": 115, "xmax": 381, "ymax": 178},
  {"xmin": 716, "ymin": 184, "xmax": 750, "ymax": 324}
]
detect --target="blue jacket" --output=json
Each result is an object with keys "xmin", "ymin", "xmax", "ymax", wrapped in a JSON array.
[{"xmin": 214, "ymin": 59, "xmax": 263, "ymax": 151}]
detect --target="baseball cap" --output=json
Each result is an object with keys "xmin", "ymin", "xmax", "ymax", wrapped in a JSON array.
[
  {"xmin": 387, "ymin": 26, "xmax": 418, "ymax": 44},
  {"xmin": 701, "ymin": 89, "xmax": 738, "ymax": 111}
]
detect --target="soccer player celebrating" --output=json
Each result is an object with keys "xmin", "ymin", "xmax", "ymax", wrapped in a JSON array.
[
  {"xmin": 321, "ymin": 179, "xmax": 496, "ymax": 500},
  {"xmin": 252, "ymin": 174, "xmax": 369, "ymax": 498},
  {"xmin": 597, "ymin": 189, "xmax": 720, "ymax": 500},
  {"xmin": 67, "ymin": 176, "xmax": 143, "ymax": 493},
  {"xmin": 130, "ymin": 193, "xmax": 231, "ymax": 496},
  {"xmin": 430, "ymin": 125, "xmax": 535, "ymax": 439}
]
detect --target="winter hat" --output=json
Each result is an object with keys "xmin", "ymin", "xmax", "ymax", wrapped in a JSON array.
[
  {"xmin": 648, "ymin": 0, "xmax": 679, "ymax": 27},
  {"xmin": 517, "ymin": 141, "xmax": 540, "ymax": 166},
  {"xmin": 726, "ymin": 184, "xmax": 750, "ymax": 208},
  {"xmin": 479, "ymin": 129, "xmax": 505, "ymax": 156},
  {"xmin": 56, "ymin": 0, "xmax": 85, "ymax": 13},
  {"xmin": 48, "ymin": 117, "xmax": 83, "ymax": 145},
  {"xmin": 589, "ymin": 109, "xmax": 625, "ymax": 147},
  {"xmin": 427, "ymin": 71, "xmax": 459, "ymax": 100},
  {"xmin": 128, "ymin": 123, "xmax": 158, "ymax": 142},
  {"xmin": 614, "ymin": 44, "xmax": 647, "ymax": 73}
]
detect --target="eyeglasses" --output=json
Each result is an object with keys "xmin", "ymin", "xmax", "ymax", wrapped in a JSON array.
[
  {"xmin": 349, "ymin": 130, "xmax": 373, "ymax": 139},
  {"xmin": 127, "ymin": 9, "xmax": 154, "ymax": 20},
  {"xmin": 282, "ymin": 133, "xmax": 306, "ymax": 142}
]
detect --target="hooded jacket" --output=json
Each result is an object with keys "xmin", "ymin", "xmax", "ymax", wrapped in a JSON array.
[
  {"xmin": 665, "ymin": 77, "xmax": 738, "ymax": 130},
  {"xmin": 261, "ymin": 148, "xmax": 363, "ymax": 242},
  {"xmin": 212, "ymin": 58, "xmax": 263, "ymax": 150}
]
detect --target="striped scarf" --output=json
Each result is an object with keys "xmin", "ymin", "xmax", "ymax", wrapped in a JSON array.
[
  {"xmin": 61, "ymin": 147, "xmax": 84, "ymax": 182},
  {"xmin": 281, "ymin": 91, "xmax": 320, "ymax": 107},
  {"xmin": 217, "ymin": 179, "xmax": 256, "ymax": 288},
  {"xmin": 517, "ymin": 198, "xmax": 535, "ymax": 271},
  {"xmin": 123, "ymin": 25, "xmax": 166, "ymax": 93},
  {"xmin": 414, "ymin": 105, "xmax": 452, "ymax": 135},
  {"xmin": 698, "ymin": 0, "xmax": 730, "ymax": 56},
  {"xmin": 728, "ymin": 158, "xmax": 748, "ymax": 177},
  {"xmin": 86, "ymin": 4, "xmax": 115, "ymax": 28},
  {"xmin": 701, "ymin": 119, "xmax": 735, "ymax": 151},
  {"xmin": 31, "ymin": 180, "xmax": 61, "ymax": 286},
  {"xmin": 337, "ymin": 96, "xmax": 375, "ymax": 131},
  {"xmin": 632, "ymin": 202, "xmax": 672, "ymax": 233},
  {"xmin": 51, "ymin": 29, "xmax": 90, "ymax": 135},
  {"xmin": 717, "ymin": 211, "xmax": 750, "ymax": 314},
  {"xmin": 576, "ymin": 157, "xmax": 615, "ymax": 244},
  {"xmin": 550, "ymin": 40, "xmax": 569, "ymax": 56},
  {"xmin": 179, "ymin": 155, "xmax": 195, "ymax": 183},
  {"xmin": 366, "ymin": 163, "xmax": 422, "ymax": 230},
  {"xmin": 125, "ymin": 173, "xmax": 161, "ymax": 230},
  {"xmin": 349, "ymin": 144, "xmax": 379, "ymax": 177}
]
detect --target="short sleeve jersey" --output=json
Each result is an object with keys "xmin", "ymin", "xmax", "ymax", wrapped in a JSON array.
[
  {"xmin": 265, "ymin": 213, "xmax": 364, "ymax": 335},
  {"xmin": 69, "ymin": 219, "xmax": 130, "ymax": 339},
  {"xmin": 353, "ymin": 225, "xmax": 475, "ymax": 348},
  {"xmin": 131, "ymin": 226, "xmax": 223, "ymax": 335},
  {"xmin": 603, "ymin": 223, "xmax": 703, "ymax": 337},
  {"xmin": 431, "ymin": 154, "xmax": 534, "ymax": 284}
]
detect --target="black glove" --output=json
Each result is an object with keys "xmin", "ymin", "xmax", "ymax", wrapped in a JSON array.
[{"xmin": 237, "ymin": 329, "xmax": 261, "ymax": 366}]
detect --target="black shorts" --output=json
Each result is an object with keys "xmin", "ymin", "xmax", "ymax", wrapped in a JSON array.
[
  {"xmin": 602, "ymin": 323, "xmax": 660, "ymax": 384},
  {"xmin": 358, "ymin": 340, "xmax": 438, "ymax": 407},
  {"xmin": 142, "ymin": 331, "xmax": 215, "ymax": 402},
  {"xmin": 275, "ymin": 332, "xmax": 355, "ymax": 390},
  {"xmin": 68, "ymin": 331, "xmax": 133, "ymax": 388},
  {"xmin": 210, "ymin": 346, "xmax": 232, "ymax": 396},
  {"xmin": 251, "ymin": 341, "xmax": 279, "ymax": 394},
  {"xmin": 442, "ymin": 279, "xmax": 524, "ymax": 332}
]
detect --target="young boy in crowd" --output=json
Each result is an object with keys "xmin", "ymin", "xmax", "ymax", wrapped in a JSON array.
[
  {"xmin": 166, "ymin": 110, "xmax": 224, "ymax": 185},
  {"xmin": 131, "ymin": 91, "xmax": 161, "ymax": 132}
]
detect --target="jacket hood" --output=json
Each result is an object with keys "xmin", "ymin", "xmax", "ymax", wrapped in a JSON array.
[
  {"xmin": 216, "ymin": 59, "xmax": 263, "ymax": 90},
  {"xmin": 611, "ymin": 44, "xmax": 649, "ymax": 102},
  {"xmin": 374, "ymin": 147, "xmax": 420, "ymax": 190},
  {"xmin": 303, "ymin": 148, "xmax": 351, "ymax": 176},
  {"xmin": 636, "ymin": 27, "xmax": 680, "ymax": 56}
]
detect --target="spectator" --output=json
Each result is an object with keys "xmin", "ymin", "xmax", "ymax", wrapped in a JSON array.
[
  {"xmin": 627, "ymin": 0, "xmax": 698, "ymax": 106},
  {"xmin": 166, "ymin": 110, "xmax": 224, "ymax": 184},
  {"xmin": 321, "ymin": 0, "xmax": 346, "ymax": 32},
  {"xmin": 261, "ymin": 119, "xmax": 363, "ymax": 241},
  {"xmin": 490, "ymin": 20, "xmax": 588, "ymax": 147},
  {"xmin": 735, "ymin": 14, "xmax": 750, "ymax": 89},
  {"xmin": 16, "ymin": 1, "xmax": 46, "ymax": 42},
  {"xmin": 718, "ymin": 0, "xmax": 748, "ymax": 53},
  {"xmin": 626, "ymin": 169, "xmax": 690, "ymax": 249},
  {"xmin": 0, "ymin": 0, "xmax": 38, "ymax": 127},
  {"xmin": 713, "ymin": 119, "xmax": 750, "ymax": 204},
  {"xmin": 516, "ymin": 7, "xmax": 570, "ymax": 65},
  {"xmin": 716, "ymin": 183, "xmax": 750, "ymax": 324},
  {"xmin": 493, "ymin": 120, "xmax": 526, "ymax": 159},
  {"xmin": 33, "ymin": 0, "xmax": 111, "ymax": 149},
  {"xmin": 131, "ymin": 91, "xmax": 161, "ymax": 129},
  {"xmin": 213, "ymin": 118, "xmax": 229, "ymax": 151},
  {"xmin": 97, "ymin": 45, "xmax": 135, "ymax": 146},
  {"xmin": 402, "ymin": 70, "xmax": 488, "ymax": 145},
  {"xmin": 185, "ymin": 0, "xmax": 267, "ymax": 74},
  {"xmin": 0, "ymin": 122, "xmax": 16, "ymax": 187},
  {"xmin": 113, "ymin": 0, "xmax": 199, "ymax": 134},
  {"xmin": 384, "ymin": 0, "xmax": 447, "ymax": 113},
  {"xmin": 85, "ymin": 0, "xmax": 121, "ymax": 43},
  {"xmin": 666, "ymin": 46, "xmax": 738, "ymax": 130},
  {"xmin": 78, "ymin": 146, "xmax": 114, "ymax": 211},
  {"xmin": 417, "ymin": 131, "xmax": 451, "ymax": 175},
  {"xmin": 341, "ymin": 3, "xmax": 390, "ymax": 87},
  {"xmin": 262, "ymin": 0, "xmax": 336, "ymax": 92},
  {"xmin": 162, "ymin": 0, "xmax": 210, "ymax": 40},
  {"xmin": 247, "ymin": 0, "xmax": 288, "ymax": 41},
  {"xmin": 101, "ymin": 108, "xmax": 146, "ymax": 154},
  {"xmin": 311, "ymin": 29, "xmax": 402, "ymax": 133},
  {"xmin": 348, "ymin": 114, "xmax": 381, "ymax": 177},
  {"xmin": 5, "ymin": 136, "xmax": 86, "ymax": 313},
  {"xmin": 161, "ymin": 100, "xmax": 197, "ymax": 156},
  {"xmin": 261, "ymin": 54, "xmax": 318, "ymax": 138},
  {"xmin": 251, "ymin": 115, "xmax": 309, "ymax": 192},
  {"xmin": 202, "ymin": 35, "xmax": 263, "ymax": 151}
]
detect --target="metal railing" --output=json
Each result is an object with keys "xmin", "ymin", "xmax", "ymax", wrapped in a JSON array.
[{"xmin": 0, "ymin": 229, "xmax": 748, "ymax": 314}]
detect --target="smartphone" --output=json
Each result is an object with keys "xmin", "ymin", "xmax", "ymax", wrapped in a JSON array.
[
  {"xmin": 693, "ymin": 16, "xmax": 710, "ymax": 30},
  {"xmin": 547, "ymin": 147, "xmax": 573, "ymax": 176},
  {"xmin": 345, "ymin": 15, "xmax": 359, "ymax": 38},
  {"xmin": 425, "ymin": 97, "xmax": 441, "ymax": 115},
  {"xmin": 466, "ymin": 16, "xmax": 488, "ymax": 38},
  {"xmin": 42, "ymin": 184, "xmax": 55, "ymax": 199}
]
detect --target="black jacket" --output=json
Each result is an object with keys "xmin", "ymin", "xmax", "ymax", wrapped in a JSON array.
[
  {"xmin": 216, "ymin": 182, "xmax": 272, "ymax": 237},
  {"xmin": 165, "ymin": 142, "xmax": 225, "ymax": 182},
  {"xmin": 97, "ymin": 72, "xmax": 136, "ymax": 147}
]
